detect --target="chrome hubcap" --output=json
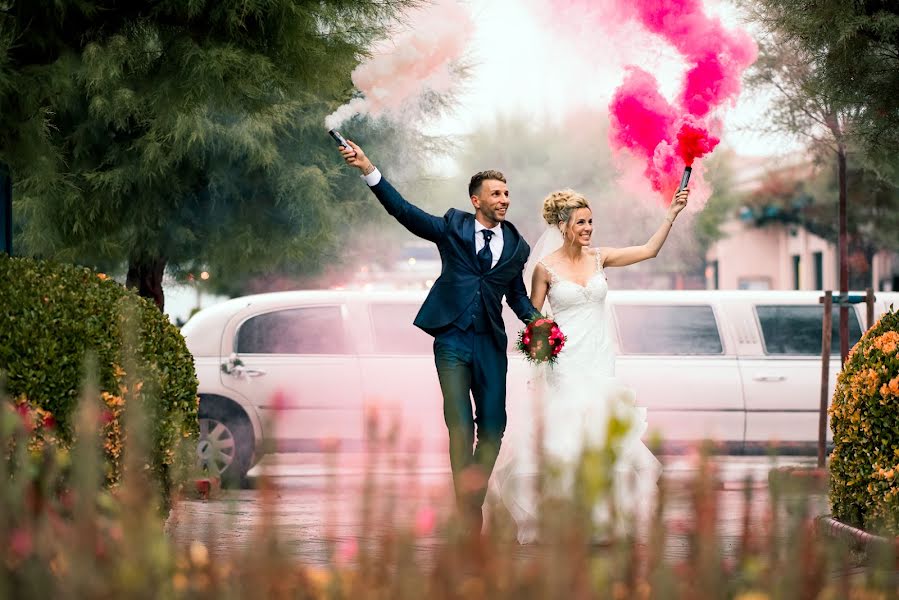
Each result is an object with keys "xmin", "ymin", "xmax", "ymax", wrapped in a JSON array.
[{"xmin": 197, "ymin": 417, "xmax": 236, "ymax": 476}]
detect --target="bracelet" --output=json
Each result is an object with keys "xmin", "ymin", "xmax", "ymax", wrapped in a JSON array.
[
  {"xmin": 665, "ymin": 216, "xmax": 675, "ymax": 226},
  {"xmin": 362, "ymin": 164, "xmax": 376, "ymax": 176}
]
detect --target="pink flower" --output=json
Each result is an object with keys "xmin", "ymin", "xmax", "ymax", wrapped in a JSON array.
[
  {"xmin": 9, "ymin": 528, "xmax": 33, "ymax": 559},
  {"xmin": 336, "ymin": 538, "xmax": 358, "ymax": 565},
  {"xmin": 15, "ymin": 404, "xmax": 34, "ymax": 432},
  {"xmin": 270, "ymin": 389, "xmax": 289, "ymax": 413},
  {"xmin": 414, "ymin": 506, "xmax": 437, "ymax": 537}
]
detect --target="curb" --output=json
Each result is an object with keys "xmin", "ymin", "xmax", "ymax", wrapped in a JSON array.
[{"xmin": 816, "ymin": 515, "xmax": 899, "ymax": 554}]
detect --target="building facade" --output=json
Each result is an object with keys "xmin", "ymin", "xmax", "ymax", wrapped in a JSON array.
[{"xmin": 706, "ymin": 218, "xmax": 898, "ymax": 291}]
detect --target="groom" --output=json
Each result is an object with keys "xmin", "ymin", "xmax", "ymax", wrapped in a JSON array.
[{"xmin": 339, "ymin": 140, "xmax": 538, "ymax": 532}]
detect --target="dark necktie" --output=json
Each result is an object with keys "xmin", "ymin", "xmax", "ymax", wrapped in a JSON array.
[{"xmin": 478, "ymin": 229, "xmax": 494, "ymax": 273}]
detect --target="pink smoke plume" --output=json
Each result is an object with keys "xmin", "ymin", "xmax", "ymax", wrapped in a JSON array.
[
  {"xmin": 542, "ymin": 0, "xmax": 756, "ymax": 204},
  {"xmin": 608, "ymin": 0, "xmax": 756, "ymax": 202},
  {"xmin": 325, "ymin": 0, "xmax": 473, "ymax": 130}
]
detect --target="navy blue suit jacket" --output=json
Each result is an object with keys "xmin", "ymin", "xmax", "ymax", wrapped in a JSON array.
[{"xmin": 369, "ymin": 176, "xmax": 538, "ymax": 345}]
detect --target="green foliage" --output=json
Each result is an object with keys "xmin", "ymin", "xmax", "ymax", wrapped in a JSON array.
[
  {"xmin": 0, "ymin": 254, "xmax": 198, "ymax": 489},
  {"xmin": 741, "ymin": 6, "xmax": 899, "ymax": 286},
  {"xmin": 829, "ymin": 308, "xmax": 899, "ymax": 534},
  {"xmin": 197, "ymin": 114, "xmax": 455, "ymax": 297},
  {"xmin": 0, "ymin": 399, "xmax": 894, "ymax": 597},
  {"xmin": 744, "ymin": 0, "xmax": 899, "ymax": 184},
  {"xmin": 0, "ymin": 0, "xmax": 423, "ymax": 305}
]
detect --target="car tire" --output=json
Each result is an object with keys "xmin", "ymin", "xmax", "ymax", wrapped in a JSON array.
[{"xmin": 197, "ymin": 397, "xmax": 254, "ymax": 489}]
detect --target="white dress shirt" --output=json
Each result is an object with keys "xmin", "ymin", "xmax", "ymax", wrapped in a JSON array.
[
  {"xmin": 364, "ymin": 167, "xmax": 504, "ymax": 267},
  {"xmin": 362, "ymin": 167, "xmax": 383, "ymax": 187},
  {"xmin": 474, "ymin": 220, "xmax": 503, "ymax": 269}
]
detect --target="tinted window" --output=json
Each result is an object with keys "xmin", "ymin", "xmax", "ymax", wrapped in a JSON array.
[
  {"xmin": 756, "ymin": 305, "xmax": 862, "ymax": 355},
  {"xmin": 370, "ymin": 304, "xmax": 432, "ymax": 355},
  {"xmin": 237, "ymin": 306, "xmax": 348, "ymax": 354},
  {"xmin": 615, "ymin": 305, "xmax": 723, "ymax": 355}
]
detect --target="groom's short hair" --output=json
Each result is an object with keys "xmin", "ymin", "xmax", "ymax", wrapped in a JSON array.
[{"xmin": 469, "ymin": 170, "xmax": 507, "ymax": 198}]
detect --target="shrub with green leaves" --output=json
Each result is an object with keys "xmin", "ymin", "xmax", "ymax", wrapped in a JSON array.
[
  {"xmin": 0, "ymin": 255, "xmax": 198, "ymax": 491},
  {"xmin": 830, "ymin": 307, "xmax": 899, "ymax": 534}
]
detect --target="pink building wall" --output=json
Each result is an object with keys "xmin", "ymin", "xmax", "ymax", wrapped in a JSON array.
[{"xmin": 707, "ymin": 220, "xmax": 839, "ymax": 290}]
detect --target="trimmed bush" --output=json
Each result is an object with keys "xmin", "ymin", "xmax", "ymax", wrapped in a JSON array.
[
  {"xmin": 0, "ymin": 255, "xmax": 198, "ymax": 491},
  {"xmin": 830, "ymin": 307, "xmax": 899, "ymax": 534}
]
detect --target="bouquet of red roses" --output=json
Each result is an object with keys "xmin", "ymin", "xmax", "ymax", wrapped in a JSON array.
[{"xmin": 516, "ymin": 316, "xmax": 566, "ymax": 365}]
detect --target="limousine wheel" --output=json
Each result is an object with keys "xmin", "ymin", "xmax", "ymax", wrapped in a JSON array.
[{"xmin": 197, "ymin": 398, "xmax": 253, "ymax": 488}]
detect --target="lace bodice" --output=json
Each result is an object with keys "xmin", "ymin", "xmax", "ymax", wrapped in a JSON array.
[
  {"xmin": 540, "ymin": 249, "xmax": 615, "ymax": 379},
  {"xmin": 540, "ymin": 250, "xmax": 608, "ymax": 310}
]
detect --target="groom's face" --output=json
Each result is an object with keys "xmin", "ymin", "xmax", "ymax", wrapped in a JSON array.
[{"xmin": 471, "ymin": 179, "xmax": 510, "ymax": 226}]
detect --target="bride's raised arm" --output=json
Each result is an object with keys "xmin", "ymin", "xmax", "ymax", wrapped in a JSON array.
[
  {"xmin": 600, "ymin": 188, "xmax": 689, "ymax": 268},
  {"xmin": 529, "ymin": 263, "xmax": 551, "ymax": 313}
]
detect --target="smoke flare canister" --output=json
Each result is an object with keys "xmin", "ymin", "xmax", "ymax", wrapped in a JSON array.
[
  {"xmin": 678, "ymin": 166, "xmax": 692, "ymax": 191},
  {"xmin": 328, "ymin": 129, "xmax": 355, "ymax": 156}
]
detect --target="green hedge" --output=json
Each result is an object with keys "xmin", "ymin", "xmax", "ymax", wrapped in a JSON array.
[
  {"xmin": 830, "ymin": 307, "xmax": 899, "ymax": 534},
  {"xmin": 0, "ymin": 255, "xmax": 198, "ymax": 490}
]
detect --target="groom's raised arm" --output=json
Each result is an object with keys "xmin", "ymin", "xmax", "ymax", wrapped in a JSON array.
[{"xmin": 340, "ymin": 140, "xmax": 446, "ymax": 244}]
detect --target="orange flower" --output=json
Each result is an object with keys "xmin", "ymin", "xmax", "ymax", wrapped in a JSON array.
[
  {"xmin": 873, "ymin": 331, "xmax": 899, "ymax": 355},
  {"xmin": 889, "ymin": 376, "xmax": 899, "ymax": 396}
]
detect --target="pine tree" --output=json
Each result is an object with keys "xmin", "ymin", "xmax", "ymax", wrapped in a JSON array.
[{"xmin": 0, "ymin": 0, "xmax": 422, "ymax": 309}]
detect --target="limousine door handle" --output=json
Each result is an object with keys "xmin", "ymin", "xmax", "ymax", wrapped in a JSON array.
[
  {"xmin": 753, "ymin": 374, "xmax": 786, "ymax": 382},
  {"xmin": 226, "ymin": 365, "xmax": 267, "ymax": 379}
]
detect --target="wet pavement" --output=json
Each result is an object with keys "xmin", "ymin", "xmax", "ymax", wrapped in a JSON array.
[{"xmin": 166, "ymin": 453, "xmax": 828, "ymax": 567}]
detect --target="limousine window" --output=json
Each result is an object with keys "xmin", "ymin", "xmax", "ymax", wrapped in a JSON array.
[
  {"xmin": 756, "ymin": 305, "xmax": 862, "ymax": 355},
  {"xmin": 370, "ymin": 304, "xmax": 432, "ymax": 355},
  {"xmin": 614, "ymin": 304, "xmax": 723, "ymax": 355},
  {"xmin": 236, "ymin": 306, "xmax": 349, "ymax": 354}
]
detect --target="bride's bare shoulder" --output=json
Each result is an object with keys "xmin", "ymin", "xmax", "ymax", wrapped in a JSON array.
[{"xmin": 542, "ymin": 248, "xmax": 565, "ymax": 265}]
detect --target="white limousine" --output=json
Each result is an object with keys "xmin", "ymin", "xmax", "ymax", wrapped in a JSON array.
[{"xmin": 181, "ymin": 290, "xmax": 898, "ymax": 483}]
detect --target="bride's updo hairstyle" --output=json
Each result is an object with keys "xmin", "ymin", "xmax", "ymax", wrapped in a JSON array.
[{"xmin": 542, "ymin": 189, "xmax": 590, "ymax": 227}]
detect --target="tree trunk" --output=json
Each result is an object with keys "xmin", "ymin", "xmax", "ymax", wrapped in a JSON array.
[
  {"xmin": 1, "ymin": 163, "xmax": 11, "ymax": 256},
  {"xmin": 826, "ymin": 111, "xmax": 850, "ymax": 365},
  {"xmin": 837, "ymin": 144, "xmax": 849, "ymax": 364},
  {"xmin": 126, "ymin": 256, "xmax": 167, "ymax": 311}
]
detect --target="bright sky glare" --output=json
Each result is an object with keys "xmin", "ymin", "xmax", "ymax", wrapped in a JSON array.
[{"xmin": 428, "ymin": 0, "xmax": 802, "ymax": 159}]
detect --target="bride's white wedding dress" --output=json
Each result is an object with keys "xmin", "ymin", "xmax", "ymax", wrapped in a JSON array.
[{"xmin": 492, "ymin": 249, "xmax": 661, "ymax": 544}]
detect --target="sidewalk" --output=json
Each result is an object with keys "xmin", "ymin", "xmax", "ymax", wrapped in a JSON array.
[{"xmin": 249, "ymin": 452, "xmax": 818, "ymax": 487}]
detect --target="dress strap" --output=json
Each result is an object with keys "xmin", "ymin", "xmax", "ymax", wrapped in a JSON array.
[{"xmin": 593, "ymin": 248, "xmax": 603, "ymax": 272}]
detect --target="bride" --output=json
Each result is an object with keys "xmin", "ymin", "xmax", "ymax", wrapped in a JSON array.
[{"xmin": 492, "ymin": 186, "xmax": 689, "ymax": 544}]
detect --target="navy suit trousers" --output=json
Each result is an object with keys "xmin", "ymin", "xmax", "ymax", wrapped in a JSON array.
[{"xmin": 433, "ymin": 326, "xmax": 508, "ymax": 527}]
